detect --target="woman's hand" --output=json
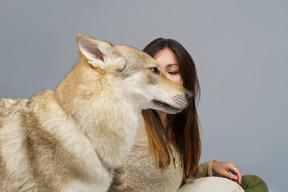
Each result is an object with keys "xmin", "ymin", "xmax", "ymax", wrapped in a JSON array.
[{"xmin": 211, "ymin": 160, "xmax": 242, "ymax": 184}]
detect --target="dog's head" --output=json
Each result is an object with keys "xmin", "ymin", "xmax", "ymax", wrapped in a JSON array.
[{"xmin": 75, "ymin": 35, "xmax": 193, "ymax": 114}]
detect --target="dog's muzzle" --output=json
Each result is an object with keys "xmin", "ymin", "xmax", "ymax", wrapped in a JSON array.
[{"xmin": 185, "ymin": 91, "xmax": 194, "ymax": 104}]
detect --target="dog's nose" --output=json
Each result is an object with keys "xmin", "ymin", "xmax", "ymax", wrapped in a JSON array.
[{"xmin": 185, "ymin": 91, "xmax": 194, "ymax": 103}]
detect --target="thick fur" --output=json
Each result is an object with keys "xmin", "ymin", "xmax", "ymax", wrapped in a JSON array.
[{"xmin": 0, "ymin": 35, "xmax": 193, "ymax": 192}]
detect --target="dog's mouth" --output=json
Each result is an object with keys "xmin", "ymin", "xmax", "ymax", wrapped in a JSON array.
[{"xmin": 152, "ymin": 99, "xmax": 182, "ymax": 113}]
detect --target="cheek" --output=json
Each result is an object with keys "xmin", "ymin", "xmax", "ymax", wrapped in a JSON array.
[
  {"xmin": 165, "ymin": 73, "xmax": 183, "ymax": 85},
  {"xmin": 175, "ymin": 77, "xmax": 183, "ymax": 85},
  {"xmin": 178, "ymin": 77, "xmax": 183, "ymax": 85}
]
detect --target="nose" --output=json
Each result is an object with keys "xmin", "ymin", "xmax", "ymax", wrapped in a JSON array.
[{"xmin": 185, "ymin": 91, "xmax": 194, "ymax": 104}]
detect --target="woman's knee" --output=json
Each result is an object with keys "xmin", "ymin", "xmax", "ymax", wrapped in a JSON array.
[{"xmin": 241, "ymin": 175, "xmax": 268, "ymax": 192}]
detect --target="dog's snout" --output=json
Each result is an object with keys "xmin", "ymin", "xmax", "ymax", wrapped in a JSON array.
[{"xmin": 185, "ymin": 91, "xmax": 194, "ymax": 103}]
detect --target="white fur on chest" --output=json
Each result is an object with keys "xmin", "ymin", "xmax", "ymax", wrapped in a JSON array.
[
  {"xmin": 73, "ymin": 89, "xmax": 140, "ymax": 168},
  {"xmin": 39, "ymin": 90, "xmax": 140, "ymax": 189}
]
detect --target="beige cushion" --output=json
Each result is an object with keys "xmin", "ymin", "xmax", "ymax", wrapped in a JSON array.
[{"xmin": 178, "ymin": 177, "xmax": 244, "ymax": 192}]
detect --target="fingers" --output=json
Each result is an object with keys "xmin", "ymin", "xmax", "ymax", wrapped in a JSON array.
[
  {"xmin": 227, "ymin": 163, "xmax": 242, "ymax": 184},
  {"xmin": 233, "ymin": 167, "xmax": 242, "ymax": 184},
  {"xmin": 211, "ymin": 161, "xmax": 242, "ymax": 184},
  {"xmin": 227, "ymin": 171, "xmax": 239, "ymax": 182}
]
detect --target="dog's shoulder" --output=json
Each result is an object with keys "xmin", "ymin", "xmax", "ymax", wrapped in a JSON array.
[
  {"xmin": 0, "ymin": 90, "xmax": 58, "ymax": 124},
  {"xmin": 0, "ymin": 90, "xmax": 56, "ymax": 118},
  {"xmin": 26, "ymin": 89, "xmax": 56, "ymax": 108},
  {"xmin": 0, "ymin": 98, "xmax": 28, "ymax": 117}
]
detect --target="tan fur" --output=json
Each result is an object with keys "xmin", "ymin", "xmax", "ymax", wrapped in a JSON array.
[{"xmin": 0, "ymin": 35, "xmax": 193, "ymax": 191}]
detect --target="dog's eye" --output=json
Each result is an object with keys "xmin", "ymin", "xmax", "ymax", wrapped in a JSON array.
[{"xmin": 149, "ymin": 67, "xmax": 160, "ymax": 75}]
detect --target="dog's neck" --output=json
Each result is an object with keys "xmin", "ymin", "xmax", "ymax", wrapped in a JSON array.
[
  {"xmin": 71, "ymin": 93, "xmax": 141, "ymax": 169},
  {"xmin": 55, "ymin": 62, "xmax": 141, "ymax": 169}
]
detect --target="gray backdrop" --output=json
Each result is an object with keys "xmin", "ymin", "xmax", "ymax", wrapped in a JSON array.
[{"xmin": 0, "ymin": 1, "xmax": 287, "ymax": 191}]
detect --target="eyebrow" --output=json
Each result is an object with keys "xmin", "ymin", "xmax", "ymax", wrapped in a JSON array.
[{"xmin": 166, "ymin": 64, "xmax": 179, "ymax": 68}]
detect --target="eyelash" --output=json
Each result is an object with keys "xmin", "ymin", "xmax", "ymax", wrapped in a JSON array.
[{"xmin": 168, "ymin": 72, "xmax": 179, "ymax": 75}]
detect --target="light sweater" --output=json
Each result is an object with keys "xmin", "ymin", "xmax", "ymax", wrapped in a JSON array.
[{"xmin": 108, "ymin": 117, "xmax": 214, "ymax": 192}]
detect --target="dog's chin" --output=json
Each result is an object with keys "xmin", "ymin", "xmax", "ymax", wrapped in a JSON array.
[{"xmin": 152, "ymin": 99, "xmax": 183, "ymax": 114}]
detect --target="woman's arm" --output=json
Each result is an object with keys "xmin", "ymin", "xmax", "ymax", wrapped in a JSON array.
[{"xmin": 198, "ymin": 159, "xmax": 215, "ymax": 177}]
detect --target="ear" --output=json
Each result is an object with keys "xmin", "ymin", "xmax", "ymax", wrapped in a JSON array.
[{"xmin": 76, "ymin": 34, "xmax": 125, "ymax": 70}]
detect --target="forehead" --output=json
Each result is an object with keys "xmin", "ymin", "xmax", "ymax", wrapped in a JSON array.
[{"xmin": 153, "ymin": 48, "xmax": 178, "ymax": 67}]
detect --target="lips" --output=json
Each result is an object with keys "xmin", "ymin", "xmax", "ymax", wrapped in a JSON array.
[{"xmin": 152, "ymin": 99, "xmax": 182, "ymax": 112}]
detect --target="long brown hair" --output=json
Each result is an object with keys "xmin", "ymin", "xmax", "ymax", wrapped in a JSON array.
[{"xmin": 142, "ymin": 38, "xmax": 201, "ymax": 178}]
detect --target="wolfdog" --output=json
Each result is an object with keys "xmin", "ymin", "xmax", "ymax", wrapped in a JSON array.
[{"xmin": 0, "ymin": 35, "xmax": 193, "ymax": 191}]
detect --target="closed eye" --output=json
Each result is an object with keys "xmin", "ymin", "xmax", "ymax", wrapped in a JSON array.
[
  {"xmin": 168, "ymin": 71, "xmax": 179, "ymax": 75},
  {"xmin": 149, "ymin": 67, "xmax": 160, "ymax": 75}
]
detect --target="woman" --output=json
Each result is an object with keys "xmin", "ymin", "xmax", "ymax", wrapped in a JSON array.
[{"xmin": 108, "ymin": 38, "xmax": 268, "ymax": 192}]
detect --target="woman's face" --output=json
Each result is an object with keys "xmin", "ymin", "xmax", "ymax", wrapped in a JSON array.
[{"xmin": 153, "ymin": 48, "xmax": 183, "ymax": 85}]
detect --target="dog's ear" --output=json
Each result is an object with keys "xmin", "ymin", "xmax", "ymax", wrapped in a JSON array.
[{"xmin": 76, "ymin": 34, "xmax": 126, "ymax": 71}]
